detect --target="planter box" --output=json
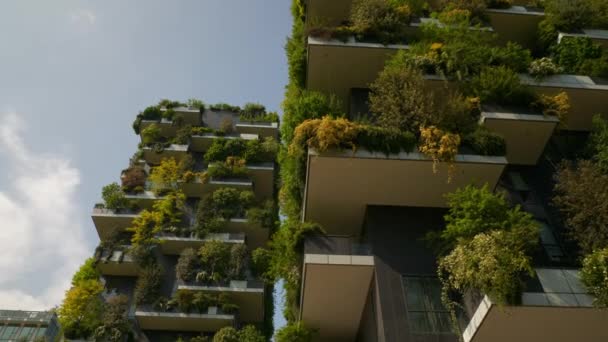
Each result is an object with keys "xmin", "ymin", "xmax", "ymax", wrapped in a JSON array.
[
  {"xmin": 162, "ymin": 107, "xmax": 202, "ymax": 126},
  {"xmin": 159, "ymin": 232, "xmax": 245, "ymax": 255},
  {"xmin": 179, "ymin": 177, "xmax": 253, "ymax": 198},
  {"xmin": 91, "ymin": 208, "xmax": 139, "ymax": 240},
  {"xmin": 223, "ymin": 218, "xmax": 269, "ymax": 250},
  {"xmin": 307, "ymin": 36, "xmax": 409, "ymax": 112},
  {"xmin": 235, "ymin": 122, "xmax": 279, "ymax": 140},
  {"xmin": 178, "ymin": 280, "xmax": 265, "ymax": 323},
  {"xmin": 140, "ymin": 119, "xmax": 179, "ymax": 138},
  {"xmin": 558, "ymin": 29, "xmax": 608, "ymax": 49},
  {"xmin": 247, "ymin": 163, "xmax": 275, "ymax": 201},
  {"xmin": 190, "ymin": 133, "xmax": 258, "ymax": 153},
  {"xmin": 486, "ymin": 6, "xmax": 545, "ymax": 48},
  {"xmin": 303, "ymin": 148, "xmax": 507, "ymax": 235},
  {"xmin": 142, "ymin": 144, "xmax": 189, "ymax": 165},
  {"xmin": 462, "ymin": 269, "xmax": 603, "ymax": 342},
  {"xmin": 521, "ymin": 74, "xmax": 608, "ymax": 131},
  {"xmin": 96, "ymin": 249, "xmax": 138, "ymax": 277},
  {"xmin": 480, "ymin": 108, "xmax": 558, "ymax": 165},
  {"xmin": 300, "ymin": 235, "xmax": 374, "ymax": 342},
  {"xmin": 135, "ymin": 307, "xmax": 234, "ymax": 332},
  {"xmin": 124, "ymin": 191, "xmax": 162, "ymax": 210}
]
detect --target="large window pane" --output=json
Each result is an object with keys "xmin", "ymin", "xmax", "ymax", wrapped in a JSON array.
[
  {"xmin": 408, "ymin": 312, "xmax": 432, "ymax": 333},
  {"xmin": 404, "ymin": 277, "xmax": 427, "ymax": 311}
]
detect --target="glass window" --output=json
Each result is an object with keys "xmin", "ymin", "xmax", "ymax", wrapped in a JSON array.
[
  {"xmin": 0, "ymin": 325, "xmax": 19, "ymax": 339},
  {"xmin": 403, "ymin": 276, "xmax": 452, "ymax": 334},
  {"xmin": 17, "ymin": 326, "xmax": 35, "ymax": 340}
]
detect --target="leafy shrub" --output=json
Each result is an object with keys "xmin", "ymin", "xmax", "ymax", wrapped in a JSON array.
[
  {"xmin": 369, "ymin": 65, "xmax": 433, "ymax": 132},
  {"xmin": 187, "ymin": 98, "xmax": 205, "ymax": 110},
  {"xmin": 468, "ymin": 66, "xmax": 534, "ymax": 106},
  {"xmin": 436, "ymin": 184, "xmax": 538, "ymax": 251},
  {"xmin": 544, "ymin": 0, "xmax": 594, "ymax": 31},
  {"xmin": 134, "ymin": 263, "xmax": 163, "ymax": 305},
  {"xmin": 553, "ymin": 160, "xmax": 608, "ymax": 254},
  {"xmin": 533, "ymin": 92, "xmax": 570, "ymax": 125},
  {"xmin": 198, "ymin": 240, "xmax": 234, "ymax": 283},
  {"xmin": 128, "ymin": 210, "xmax": 162, "ymax": 248},
  {"xmin": 247, "ymin": 200, "xmax": 277, "ymax": 230},
  {"xmin": 274, "ymin": 322, "xmax": 315, "ymax": 342},
  {"xmin": 579, "ymin": 54, "xmax": 608, "ymax": 78},
  {"xmin": 554, "ymin": 37, "xmax": 603, "ymax": 74},
  {"xmin": 71, "ymin": 258, "xmax": 100, "ymax": 285},
  {"xmin": 419, "ymin": 126, "xmax": 461, "ymax": 177},
  {"xmin": 356, "ymin": 126, "xmax": 417, "ymax": 154},
  {"xmin": 349, "ymin": 0, "xmax": 412, "ymax": 44},
  {"xmin": 93, "ymin": 295, "xmax": 131, "ymax": 342},
  {"xmin": 175, "ymin": 290, "xmax": 195, "ymax": 313},
  {"xmin": 438, "ymin": 229, "xmax": 536, "ymax": 305},
  {"xmin": 462, "ymin": 127, "xmax": 506, "ymax": 156},
  {"xmin": 121, "ymin": 166, "xmax": 146, "ymax": 193},
  {"xmin": 589, "ymin": 115, "xmax": 608, "ymax": 172},
  {"xmin": 172, "ymin": 125, "xmax": 193, "ymax": 145},
  {"xmin": 580, "ymin": 248, "xmax": 608, "ymax": 307},
  {"xmin": 162, "ymin": 108, "xmax": 175, "ymax": 120},
  {"xmin": 204, "ymin": 188, "xmax": 254, "ymax": 219},
  {"xmin": 281, "ymin": 88, "xmax": 342, "ymax": 144},
  {"xmin": 529, "ymin": 57, "xmax": 563, "ymax": 79},
  {"xmin": 207, "ymin": 157, "xmax": 249, "ymax": 179},
  {"xmin": 102, "ymin": 182, "xmax": 129, "ymax": 210},
  {"xmin": 241, "ymin": 103, "xmax": 266, "ymax": 117},
  {"xmin": 251, "ymin": 248, "xmax": 272, "ymax": 280},
  {"xmin": 439, "ymin": 0, "xmax": 486, "ymax": 19},
  {"xmin": 58, "ymin": 279, "xmax": 104, "ymax": 339},
  {"xmin": 158, "ymin": 99, "xmax": 185, "ymax": 109},
  {"xmin": 142, "ymin": 106, "xmax": 162, "ymax": 120},
  {"xmin": 153, "ymin": 191, "xmax": 186, "ymax": 227},
  {"xmin": 210, "ymin": 103, "xmax": 241, "ymax": 112},
  {"xmin": 219, "ymin": 117, "xmax": 234, "ymax": 135},
  {"xmin": 488, "ymin": 42, "xmax": 532, "ymax": 73},
  {"xmin": 237, "ymin": 325, "xmax": 266, "ymax": 342},
  {"xmin": 149, "ymin": 158, "xmax": 182, "ymax": 195},
  {"xmin": 141, "ymin": 123, "xmax": 162, "ymax": 145},
  {"xmin": 213, "ymin": 327, "xmax": 239, "ymax": 342},
  {"xmin": 176, "ymin": 248, "xmax": 199, "ymax": 282},
  {"xmin": 191, "ymin": 126, "xmax": 215, "ymax": 135}
]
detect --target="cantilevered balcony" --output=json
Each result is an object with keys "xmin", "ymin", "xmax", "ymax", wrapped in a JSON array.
[
  {"xmin": 159, "ymin": 232, "xmax": 245, "ymax": 255},
  {"xmin": 140, "ymin": 119, "xmax": 179, "ymax": 138},
  {"xmin": 307, "ymin": 36, "xmax": 408, "ymax": 111},
  {"xmin": 520, "ymin": 74, "xmax": 608, "ymax": 131},
  {"xmin": 91, "ymin": 207, "xmax": 140, "ymax": 240},
  {"xmin": 163, "ymin": 107, "xmax": 203, "ymax": 126},
  {"xmin": 189, "ymin": 133, "xmax": 259, "ymax": 153},
  {"xmin": 142, "ymin": 144, "xmax": 189, "ymax": 165},
  {"xmin": 462, "ymin": 268, "xmax": 607, "ymax": 342},
  {"xmin": 486, "ymin": 6, "xmax": 545, "ymax": 48},
  {"xmin": 96, "ymin": 247, "xmax": 138, "ymax": 277},
  {"xmin": 300, "ymin": 235, "xmax": 374, "ymax": 342},
  {"xmin": 222, "ymin": 218, "xmax": 269, "ymax": 250},
  {"xmin": 480, "ymin": 105, "xmax": 559, "ymax": 165},
  {"xmin": 303, "ymin": 148, "xmax": 507, "ymax": 235},
  {"xmin": 558, "ymin": 29, "xmax": 608, "ymax": 49},
  {"xmin": 177, "ymin": 280, "xmax": 265, "ymax": 323},
  {"xmin": 124, "ymin": 190, "xmax": 162, "ymax": 210},
  {"xmin": 135, "ymin": 306, "xmax": 234, "ymax": 332},
  {"xmin": 235, "ymin": 121, "xmax": 279, "ymax": 140}
]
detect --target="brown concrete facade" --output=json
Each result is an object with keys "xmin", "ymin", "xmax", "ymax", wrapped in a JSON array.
[{"xmin": 303, "ymin": 149, "xmax": 507, "ymax": 235}]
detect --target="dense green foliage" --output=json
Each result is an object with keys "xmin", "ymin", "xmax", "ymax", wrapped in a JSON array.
[
  {"xmin": 175, "ymin": 241, "xmax": 248, "ymax": 284},
  {"xmin": 102, "ymin": 182, "xmax": 130, "ymax": 210},
  {"xmin": 274, "ymin": 322, "xmax": 315, "ymax": 342},
  {"xmin": 580, "ymin": 248, "xmax": 608, "ymax": 307},
  {"xmin": 212, "ymin": 325, "xmax": 265, "ymax": 342},
  {"xmin": 93, "ymin": 295, "xmax": 132, "ymax": 342},
  {"xmin": 589, "ymin": 115, "xmax": 608, "ymax": 172},
  {"xmin": 553, "ymin": 160, "xmax": 608, "ymax": 254},
  {"xmin": 71, "ymin": 258, "xmax": 100, "ymax": 285},
  {"xmin": 436, "ymin": 185, "xmax": 539, "ymax": 306},
  {"xmin": 121, "ymin": 166, "xmax": 147, "ymax": 193},
  {"xmin": 468, "ymin": 66, "xmax": 534, "ymax": 106},
  {"xmin": 58, "ymin": 279, "xmax": 104, "ymax": 339},
  {"xmin": 134, "ymin": 263, "xmax": 164, "ymax": 305},
  {"xmin": 205, "ymin": 137, "xmax": 279, "ymax": 163}
]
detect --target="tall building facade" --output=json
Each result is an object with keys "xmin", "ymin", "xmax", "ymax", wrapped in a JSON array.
[
  {"xmin": 281, "ymin": 0, "xmax": 608, "ymax": 341},
  {"xmin": 0, "ymin": 310, "xmax": 60, "ymax": 342},
  {"xmin": 86, "ymin": 102, "xmax": 279, "ymax": 341}
]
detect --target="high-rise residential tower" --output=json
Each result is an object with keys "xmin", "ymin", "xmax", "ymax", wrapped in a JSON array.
[{"xmin": 278, "ymin": 0, "xmax": 608, "ymax": 341}]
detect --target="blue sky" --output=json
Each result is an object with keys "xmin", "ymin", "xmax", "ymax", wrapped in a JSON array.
[{"xmin": 0, "ymin": 0, "xmax": 290, "ymax": 329}]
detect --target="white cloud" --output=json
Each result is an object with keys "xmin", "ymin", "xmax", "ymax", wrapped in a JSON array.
[
  {"xmin": 0, "ymin": 112, "xmax": 89, "ymax": 310},
  {"xmin": 69, "ymin": 9, "xmax": 96, "ymax": 25}
]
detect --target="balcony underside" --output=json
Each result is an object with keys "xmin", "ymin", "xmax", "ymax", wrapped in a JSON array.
[
  {"xmin": 304, "ymin": 149, "xmax": 507, "ymax": 235},
  {"xmin": 135, "ymin": 310, "xmax": 234, "ymax": 332}
]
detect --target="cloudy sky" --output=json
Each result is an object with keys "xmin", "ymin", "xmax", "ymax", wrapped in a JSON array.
[{"xmin": 0, "ymin": 0, "xmax": 290, "ymax": 325}]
